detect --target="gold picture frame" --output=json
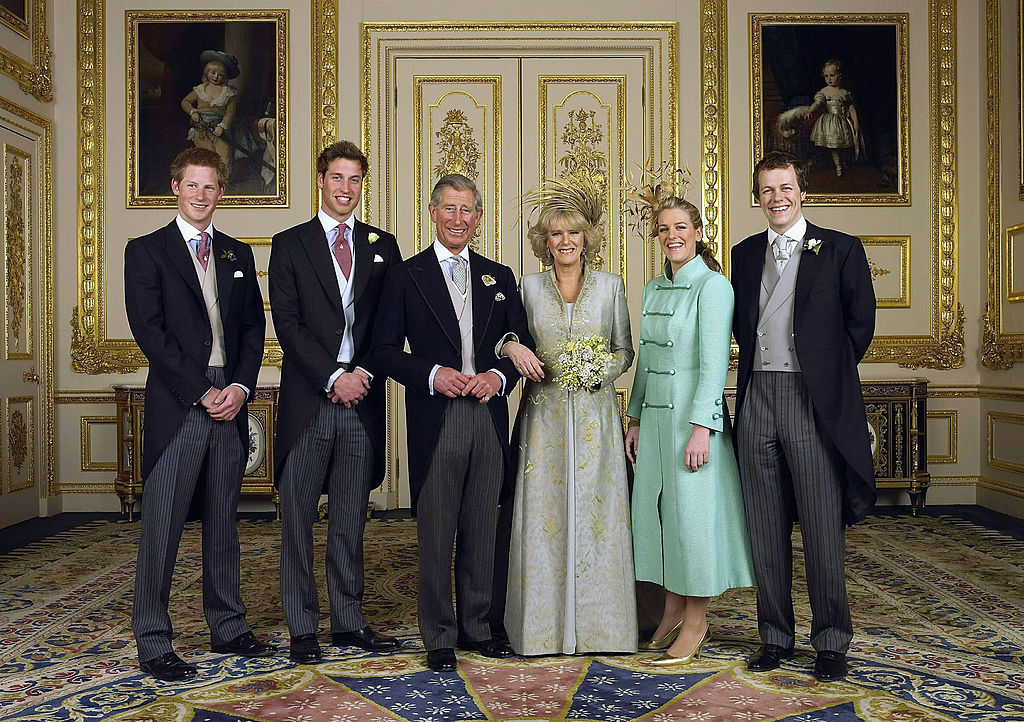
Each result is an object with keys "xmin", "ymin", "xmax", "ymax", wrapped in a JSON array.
[
  {"xmin": 0, "ymin": 0, "xmax": 51, "ymax": 102},
  {"xmin": 125, "ymin": 10, "xmax": 288, "ymax": 208},
  {"xmin": 73, "ymin": 0, "xmax": 335, "ymax": 374},
  {"xmin": 750, "ymin": 13, "xmax": 910, "ymax": 206}
]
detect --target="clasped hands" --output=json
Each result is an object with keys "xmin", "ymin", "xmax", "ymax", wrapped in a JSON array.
[
  {"xmin": 329, "ymin": 368, "xmax": 371, "ymax": 408},
  {"xmin": 434, "ymin": 368, "xmax": 501, "ymax": 403},
  {"xmin": 201, "ymin": 385, "xmax": 246, "ymax": 421}
]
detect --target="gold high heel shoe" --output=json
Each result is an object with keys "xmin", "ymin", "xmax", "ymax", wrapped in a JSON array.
[
  {"xmin": 638, "ymin": 618, "xmax": 684, "ymax": 651},
  {"xmin": 650, "ymin": 624, "xmax": 710, "ymax": 666}
]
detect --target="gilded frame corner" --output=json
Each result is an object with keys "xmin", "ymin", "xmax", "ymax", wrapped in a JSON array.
[
  {"xmin": 749, "ymin": 12, "xmax": 910, "ymax": 207},
  {"xmin": 124, "ymin": 9, "xmax": 289, "ymax": 208},
  {"xmin": 0, "ymin": 0, "xmax": 51, "ymax": 102}
]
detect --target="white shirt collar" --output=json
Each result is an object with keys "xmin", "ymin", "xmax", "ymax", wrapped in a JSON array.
[
  {"xmin": 432, "ymin": 239, "xmax": 470, "ymax": 265},
  {"xmin": 767, "ymin": 215, "xmax": 807, "ymax": 247},
  {"xmin": 318, "ymin": 209, "xmax": 356, "ymax": 238},
  {"xmin": 175, "ymin": 214, "xmax": 213, "ymax": 243}
]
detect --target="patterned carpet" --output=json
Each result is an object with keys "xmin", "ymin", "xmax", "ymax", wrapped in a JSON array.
[{"xmin": 1, "ymin": 514, "xmax": 1022, "ymax": 721}]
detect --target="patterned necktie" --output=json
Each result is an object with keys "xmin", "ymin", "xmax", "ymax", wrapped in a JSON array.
[
  {"xmin": 773, "ymin": 235, "xmax": 791, "ymax": 273},
  {"xmin": 196, "ymin": 231, "xmax": 210, "ymax": 272},
  {"xmin": 333, "ymin": 225, "xmax": 352, "ymax": 279},
  {"xmin": 449, "ymin": 256, "xmax": 468, "ymax": 295}
]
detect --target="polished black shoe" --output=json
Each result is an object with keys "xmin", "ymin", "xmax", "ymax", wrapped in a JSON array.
[
  {"xmin": 458, "ymin": 637, "xmax": 515, "ymax": 659},
  {"xmin": 212, "ymin": 631, "xmax": 277, "ymax": 658},
  {"xmin": 289, "ymin": 634, "xmax": 322, "ymax": 664},
  {"xmin": 813, "ymin": 651, "xmax": 848, "ymax": 682},
  {"xmin": 332, "ymin": 626, "xmax": 400, "ymax": 652},
  {"xmin": 139, "ymin": 651, "xmax": 197, "ymax": 682},
  {"xmin": 747, "ymin": 644, "xmax": 795, "ymax": 672},
  {"xmin": 426, "ymin": 647, "xmax": 457, "ymax": 672}
]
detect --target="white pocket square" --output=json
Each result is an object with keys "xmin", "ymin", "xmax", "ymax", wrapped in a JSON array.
[
  {"xmin": 494, "ymin": 292, "xmax": 506, "ymax": 301},
  {"xmin": 233, "ymin": 270, "xmax": 244, "ymax": 278},
  {"xmin": 373, "ymin": 254, "xmax": 384, "ymax": 263}
]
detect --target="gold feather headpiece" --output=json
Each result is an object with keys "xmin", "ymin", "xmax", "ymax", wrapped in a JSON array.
[
  {"xmin": 624, "ymin": 159, "xmax": 693, "ymax": 239},
  {"xmin": 520, "ymin": 175, "xmax": 605, "ymax": 229}
]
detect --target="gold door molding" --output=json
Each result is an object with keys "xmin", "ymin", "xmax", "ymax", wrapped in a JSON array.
[
  {"xmin": 701, "ymin": 0, "xmax": 729, "ymax": 275},
  {"xmin": 4, "ymin": 144, "xmax": 31, "ymax": 361},
  {"xmin": 361, "ymin": 22, "xmax": 678, "ymax": 243},
  {"xmin": 0, "ymin": 0, "xmax": 51, "ymax": 102},
  {"xmin": 0, "ymin": 97, "xmax": 52, "ymax": 495},
  {"xmin": 72, "ymin": 0, "xmax": 338, "ymax": 373}
]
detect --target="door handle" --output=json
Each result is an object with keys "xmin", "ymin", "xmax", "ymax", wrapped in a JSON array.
[{"xmin": 23, "ymin": 369, "xmax": 39, "ymax": 384}]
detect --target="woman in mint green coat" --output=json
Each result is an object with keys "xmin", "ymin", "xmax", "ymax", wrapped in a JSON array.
[{"xmin": 625, "ymin": 197, "xmax": 754, "ymax": 665}]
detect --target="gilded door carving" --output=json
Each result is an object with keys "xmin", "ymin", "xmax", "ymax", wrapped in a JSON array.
[{"xmin": 1, "ymin": 127, "xmax": 40, "ymax": 527}]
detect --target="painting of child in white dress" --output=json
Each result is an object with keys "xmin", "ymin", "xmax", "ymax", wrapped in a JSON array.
[
  {"xmin": 128, "ymin": 13, "xmax": 286, "ymax": 206},
  {"xmin": 753, "ymin": 17, "xmax": 908, "ymax": 204}
]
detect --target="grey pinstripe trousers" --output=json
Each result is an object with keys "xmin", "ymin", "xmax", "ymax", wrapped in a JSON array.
[
  {"xmin": 279, "ymin": 398, "xmax": 375, "ymax": 637},
  {"xmin": 416, "ymin": 397, "xmax": 503, "ymax": 651},
  {"xmin": 132, "ymin": 366, "xmax": 251, "ymax": 662},
  {"xmin": 737, "ymin": 371, "xmax": 853, "ymax": 653}
]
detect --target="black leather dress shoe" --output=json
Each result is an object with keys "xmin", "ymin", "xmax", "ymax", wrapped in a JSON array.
[
  {"xmin": 212, "ymin": 631, "xmax": 277, "ymax": 658},
  {"xmin": 332, "ymin": 626, "xmax": 400, "ymax": 652},
  {"xmin": 458, "ymin": 638, "xmax": 515, "ymax": 659},
  {"xmin": 426, "ymin": 647, "xmax": 457, "ymax": 672},
  {"xmin": 139, "ymin": 651, "xmax": 197, "ymax": 681},
  {"xmin": 747, "ymin": 644, "xmax": 795, "ymax": 672},
  {"xmin": 814, "ymin": 651, "xmax": 848, "ymax": 682},
  {"xmin": 289, "ymin": 634, "xmax": 322, "ymax": 664}
]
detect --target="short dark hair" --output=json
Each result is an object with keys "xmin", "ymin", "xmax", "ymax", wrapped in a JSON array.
[
  {"xmin": 752, "ymin": 150, "xmax": 808, "ymax": 198},
  {"xmin": 316, "ymin": 141, "xmax": 368, "ymax": 177},
  {"xmin": 170, "ymin": 147, "xmax": 227, "ymax": 188}
]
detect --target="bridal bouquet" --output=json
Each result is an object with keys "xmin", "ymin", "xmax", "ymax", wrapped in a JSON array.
[{"xmin": 554, "ymin": 334, "xmax": 612, "ymax": 391}]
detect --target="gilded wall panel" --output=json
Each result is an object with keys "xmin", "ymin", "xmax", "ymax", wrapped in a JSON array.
[
  {"xmin": 539, "ymin": 78, "xmax": 625, "ymax": 280},
  {"xmin": 79, "ymin": 415, "xmax": 116, "ymax": 472},
  {"xmin": 4, "ymin": 144, "xmax": 31, "ymax": 360},
  {"xmin": 413, "ymin": 78, "xmax": 501, "ymax": 259},
  {"xmin": 862, "ymin": 236, "xmax": 910, "ymax": 309},
  {"xmin": 5, "ymin": 395, "xmax": 33, "ymax": 493},
  {"xmin": 0, "ymin": 0, "xmax": 51, "ymax": 102},
  {"xmin": 926, "ymin": 409, "xmax": 957, "ymax": 464},
  {"xmin": 987, "ymin": 411, "xmax": 1024, "ymax": 473}
]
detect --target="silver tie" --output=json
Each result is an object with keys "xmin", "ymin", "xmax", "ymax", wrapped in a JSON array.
[
  {"xmin": 449, "ymin": 256, "xmax": 468, "ymax": 295},
  {"xmin": 773, "ymin": 235, "xmax": 792, "ymax": 273}
]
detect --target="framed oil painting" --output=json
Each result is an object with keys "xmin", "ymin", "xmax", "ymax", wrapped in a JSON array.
[
  {"xmin": 126, "ymin": 10, "xmax": 287, "ymax": 207},
  {"xmin": 751, "ymin": 14, "xmax": 909, "ymax": 205},
  {"xmin": 0, "ymin": 0, "xmax": 28, "ymax": 38}
]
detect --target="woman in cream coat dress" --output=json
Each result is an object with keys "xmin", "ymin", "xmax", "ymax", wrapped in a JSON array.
[
  {"xmin": 502, "ymin": 184, "xmax": 637, "ymax": 656},
  {"xmin": 625, "ymin": 197, "xmax": 754, "ymax": 665}
]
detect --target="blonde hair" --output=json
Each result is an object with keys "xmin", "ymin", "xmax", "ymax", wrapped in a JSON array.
[
  {"xmin": 653, "ymin": 196, "xmax": 721, "ymax": 274},
  {"xmin": 528, "ymin": 206, "xmax": 603, "ymax": 266}
]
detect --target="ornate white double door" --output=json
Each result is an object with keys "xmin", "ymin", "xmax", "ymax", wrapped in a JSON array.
[{"xmin": 361, "ymin": 26, "xmax": 677, "ymax": 508}]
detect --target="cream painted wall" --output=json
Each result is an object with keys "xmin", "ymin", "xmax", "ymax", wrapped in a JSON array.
[{"xmin": 13, "ymin": 0, "xmax": 1020, "ymax": 517}]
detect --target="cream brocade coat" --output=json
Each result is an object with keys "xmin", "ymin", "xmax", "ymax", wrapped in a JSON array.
[{"xmin": 505, "ymin": 267, "xmax": 638, "ymax": 655}]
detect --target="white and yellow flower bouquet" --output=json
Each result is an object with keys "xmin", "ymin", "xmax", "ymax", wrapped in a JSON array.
[{"xmin": 554, "ymin": 334, "xmax": 612, "ymax": 392}]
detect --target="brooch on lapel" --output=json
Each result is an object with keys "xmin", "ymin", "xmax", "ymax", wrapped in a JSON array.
[
  {"xmin": 495, "ymin": 292, "xmax": 506, "ymax": 301},
  {"xmin": 220, "ymin": 249, "xmax": 237, "ymax": 262},
  {"xmin": 803, "ymin": 238, "xmax": 823, "ymax": 255},
  {"xmin": 368, "ymin": 232, "xmax": 379, "ymax": 244},
  {"xmin": 482, "ymin": 274, "xmax": 496, "ymax": 287}
]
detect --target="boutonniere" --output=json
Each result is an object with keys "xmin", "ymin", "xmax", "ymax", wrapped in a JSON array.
[
  {"xmin": 495, "ymin": 292, "xmax": 506, "ymax": 301},
  {"xmin": 803, "ymin": 238, "xmax": 823, "ymax": 255},
  {"xmin": 368, "ymin": 232, "xmax": 379, "ymax": 244},
  {"xmin": 482, "ymin": 274, "xmax": 496, "ymax": 286},
  {"xmin": 220, "ymin": 249, "xmax": 237, "ymax": 262}
]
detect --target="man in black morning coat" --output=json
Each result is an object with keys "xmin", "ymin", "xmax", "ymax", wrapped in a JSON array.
[
  {"xmin": 373, "ymin": 173, "xmax": 535, "ymax": 672},
  {"xmin": 124, "ymin": 147, "xmax": 272, "ymax": 682},
  {"xmin": 731, "ymin": 150, "xmax": 876, "ymax": 683}
]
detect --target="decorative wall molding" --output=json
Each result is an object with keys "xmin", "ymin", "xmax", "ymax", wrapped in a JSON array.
[
  {"xmin": 0, "ymin": 0, "xmax": 52, "ymax": 102},
  {"xmin": 79, "ymin": 415, "xmax": 116, "ymax": 472},
  {"xmin": 926, "ymin": 409, "xmax": 958, "ymax": 463},
  {"xmin": 701, "ymin": 0, "xmax": 728, "ymax": 275}
]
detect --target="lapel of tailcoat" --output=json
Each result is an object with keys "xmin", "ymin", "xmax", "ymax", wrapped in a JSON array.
[
  {"xmin": 164, "ymin": 221, "xmax": 204, "ymax": 304},
  {"xmin": 299, "ymin": 218, "xmax": 344, "ymax": 315}
]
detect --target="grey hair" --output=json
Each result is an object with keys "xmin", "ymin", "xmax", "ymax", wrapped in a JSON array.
[{"xmin": 430, "ymin": 173, "xmax": 482, "ymax": 212}]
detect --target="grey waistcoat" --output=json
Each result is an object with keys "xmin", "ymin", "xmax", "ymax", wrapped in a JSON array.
[{"xmin": 755, "ymin": 240, "xmax": 802, "ymax": 373}]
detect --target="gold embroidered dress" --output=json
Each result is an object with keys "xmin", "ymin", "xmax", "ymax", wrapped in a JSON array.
[{"xmin": 505, "ymin": 268, "xmax": 637, "ymax": 655}]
